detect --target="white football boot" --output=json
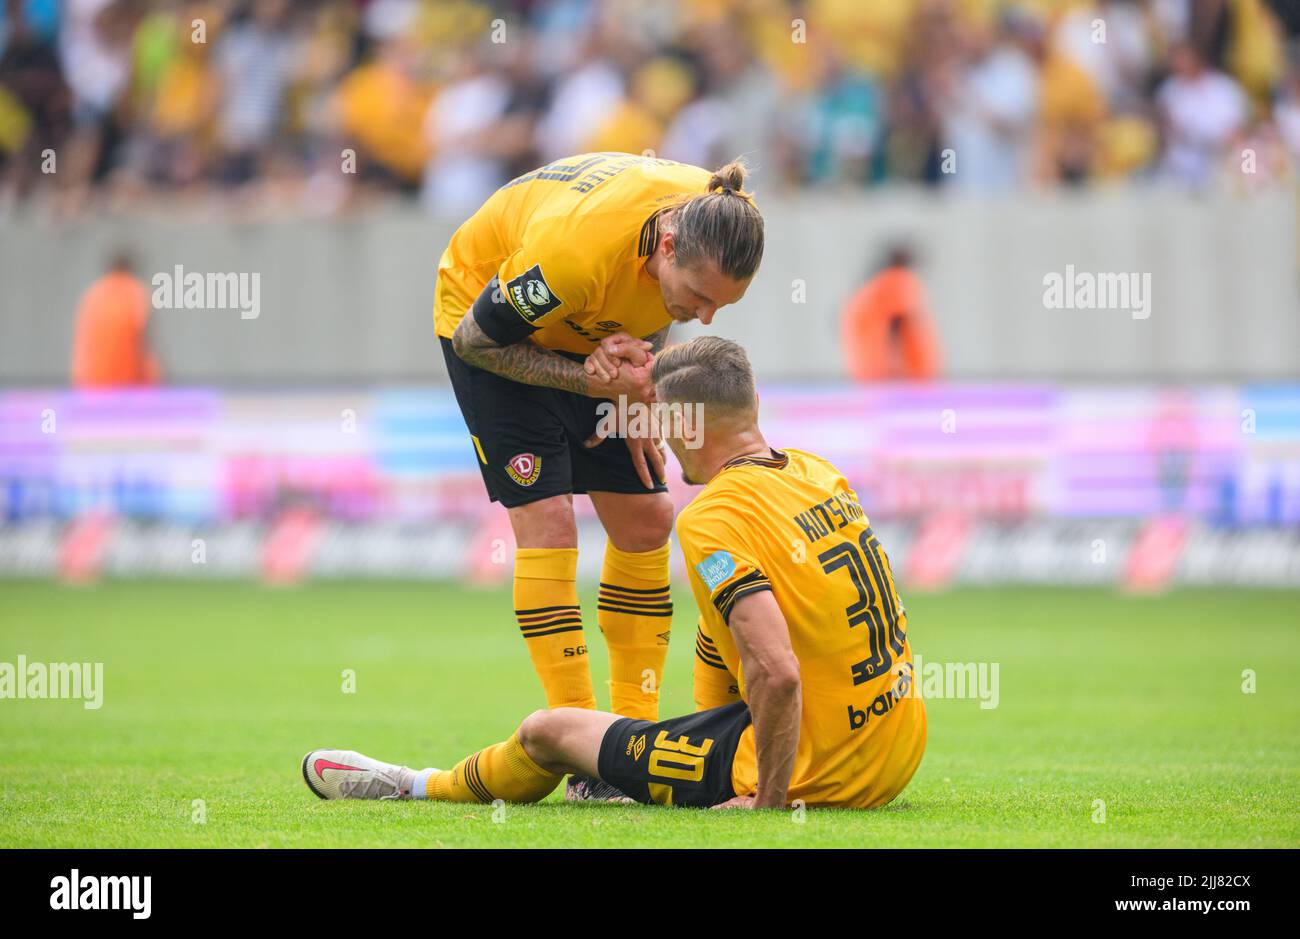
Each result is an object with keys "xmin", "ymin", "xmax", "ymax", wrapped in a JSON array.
[{"xmin": 302, "ymin": 748, "xmax": 434, "ymax": 801}]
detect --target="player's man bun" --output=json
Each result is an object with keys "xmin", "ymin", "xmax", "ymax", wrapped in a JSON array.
[
  {"xmin": 669, "ymin": 158, "xmax": 764, "ymax": 281},
  {"xmin": 707, "ymin": 161, "xmax": 749, "ymax": 194}
]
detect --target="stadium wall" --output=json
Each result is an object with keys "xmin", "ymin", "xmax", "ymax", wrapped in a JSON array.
[{"xmin": 1, "ymin": 188, "xmax": 1296, "ymax": 384}]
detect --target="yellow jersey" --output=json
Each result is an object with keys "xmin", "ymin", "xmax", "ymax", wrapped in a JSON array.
[
  {"xmin": 433, "ymin": 152, "xmax": 713, "ymax": 354},
  {"xmin": 676, "ymin": 447, "xmax": 927, "ymax": 809}
]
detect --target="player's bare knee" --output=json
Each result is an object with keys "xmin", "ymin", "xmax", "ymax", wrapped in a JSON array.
[
  {"xmin": 516, "ymin": 709, "xmax": 555, "ymax": 761},
  {"xmin": 609, "ymin": 495, "xmax": 673, "ymax": 552},
  {"xmin": 519, "ymin": 709, "xmax": 582, "ymax": 774},
  {"xmin": 510, "ymin": 499, "xmax": 577, "ymax": 549},
  {"xmin": 643, "ymin": 495, "xmax": 674, "ymax": 544}
]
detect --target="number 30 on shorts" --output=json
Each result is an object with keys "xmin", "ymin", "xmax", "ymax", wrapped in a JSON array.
[{"xmin": 648, "ymin": 731, "xmax": 716, "ymax": 782}]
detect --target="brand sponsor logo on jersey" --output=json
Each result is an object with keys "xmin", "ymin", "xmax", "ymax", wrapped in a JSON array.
[
  {"xmin": 696, "ymin": 550, "xmax": 735, "ymax": 590},
  {"xmin": 525, "ymin": 279, "xmax": 550, "ymax": 307},
  {"xmin": 506, "ymin": 452, "xmax": 542, "ymax": 486},
  {"xmin": 626, "ymin": 733, "xmax": 647, "ymax": 762},
  {"xmin": 504, "ymin": 265, "xmax": 563, "ymax": 322},
  {"xmin": 563, "ymin": 317, "xmax": 604, "ymax": 342},
  {"xmin": 595, "ymin": 320, "xmax": 621, "ymax": 331}
]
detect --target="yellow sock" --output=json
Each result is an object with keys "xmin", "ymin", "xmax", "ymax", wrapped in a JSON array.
[
  {"xmin": 694, "ymin": 619, "xmax": 741, "ymax": 710},
  {"xmin": 597, "ymin": 542, "xmax": 672, "ymax": 720},
  {"xmin": 515, "ymin": 547, "xmax": 597, "ymax": 710},
  {"xmin": 424, "ymin": 732, "xmax": 561, "ymax": 803}
]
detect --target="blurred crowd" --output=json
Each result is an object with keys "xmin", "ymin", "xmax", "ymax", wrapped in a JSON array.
[{"xmin": 1, "ymin": 0, "xmax": 1298, "ymax": 217}]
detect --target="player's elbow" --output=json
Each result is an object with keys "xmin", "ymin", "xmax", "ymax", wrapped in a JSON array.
[
  {"xmin": 450, "ymin": 319, "xmax": 474, "ymax": 360},
  {"xmin": 753, "ymin": 656, "xmax": 801, "ymax": 698}
]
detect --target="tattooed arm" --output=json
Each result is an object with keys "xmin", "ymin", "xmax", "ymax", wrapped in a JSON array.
[
  {"xmin": 451, "ymin": 311, "xmax": 661, "ymax": 403},
  {"xmin": 452, "ymin": 312, "xmax": 595, "ymax": 395}
]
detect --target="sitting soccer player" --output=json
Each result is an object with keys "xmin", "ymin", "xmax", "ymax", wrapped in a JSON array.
[{"xmin": 302, "ymin": 338, "xmax": 926, "ymax": 809}]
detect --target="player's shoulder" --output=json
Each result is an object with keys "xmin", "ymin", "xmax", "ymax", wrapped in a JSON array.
[
  {"xmin": 676, "ymin": 476, "xmax": 753, "ymax": 539},
  {"xmin": 522, "ymin": 155, "xmax": 706, "ymax": 252},
  {"xmin": 712, "ymin": 447, "xmax": 859, "ymax": 513},
  {"xmin": 782, "ymin": 447, "xmax": 848, "ymax": 482},
  {"xmin": 547, "ymin": 154, "xmax": 707, "ymax": 217},
  {"xmin": 711, "ymin": 447, "xmax": 843, "ymax": 489},
  {"xmin": 676, "ymin": 453, "xmax": 788, "ymax": 534}
]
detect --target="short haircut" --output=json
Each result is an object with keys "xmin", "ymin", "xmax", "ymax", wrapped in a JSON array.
[{"xmin": 652, "ymin": 336, "xmax": 756, "ymax": 415}]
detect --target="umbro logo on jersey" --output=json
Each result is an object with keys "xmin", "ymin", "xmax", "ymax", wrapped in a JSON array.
[{"xmin": 505, "ymin": 265, "xmax": 563, "ymax": 322}]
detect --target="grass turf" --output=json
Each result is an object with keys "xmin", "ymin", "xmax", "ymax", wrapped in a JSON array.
[{"xmin": 0, "ymin": 580, "xmax": 1296, "ymax": 848}]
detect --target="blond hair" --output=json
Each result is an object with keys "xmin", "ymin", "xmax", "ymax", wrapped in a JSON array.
[{"xmin": 652, "ymin": 336, "xmax": 756, "ymax": 415}]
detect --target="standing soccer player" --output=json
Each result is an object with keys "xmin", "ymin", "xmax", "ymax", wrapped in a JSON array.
[{"xmin": 435, "ymin": 153, "xmax": 764, "ymax": 723}]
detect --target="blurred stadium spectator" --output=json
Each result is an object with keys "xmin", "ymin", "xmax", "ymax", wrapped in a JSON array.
[
  {"xmin": 70, "ymin": 249, "xmax": 160, "ymax": 387},
  {"xmin": 840, "ymin": 243, "xmax": 942, "ymax": 383},
  {"xmin": 1, "ymin": 0, "xmax": 1297, "ymax": 216}
]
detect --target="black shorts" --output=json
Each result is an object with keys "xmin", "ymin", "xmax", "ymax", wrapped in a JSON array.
[
  {"xmin": 597, "ymin": 701, "xmax": 752, "ymax": 808},
  {"xmin": 441, "ymin": 337, "xmax": 668, "ymax": 508}
]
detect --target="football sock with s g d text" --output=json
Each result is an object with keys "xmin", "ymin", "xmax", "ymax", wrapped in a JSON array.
[
  {"xmin": 514, "ymin": 547, "xmax": 597, "ymax": 710},
  {"xmin": 598, "ymin": 542, "xmax": 673, "ymax": 720}
]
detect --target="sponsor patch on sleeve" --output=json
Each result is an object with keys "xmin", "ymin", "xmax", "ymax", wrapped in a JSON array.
[
  {"xmin": 695, "ymin": 550, "xmax": 736, "ymax": 591},
  {"xmin": 504, "ymin": 265, "xmax": 563, "ymax": 322}
]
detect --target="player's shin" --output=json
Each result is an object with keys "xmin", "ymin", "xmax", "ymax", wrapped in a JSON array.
[
  {"xmin": 597, "ymin": 542, "xmax": 672, "ymax": 720},
  {"xmin": 418, "ymin": 732, "xmax": 561, "ymax": 804},
  {"xmin": 515, "ymin": 547, "xmax": 597, "ymax": 710}
]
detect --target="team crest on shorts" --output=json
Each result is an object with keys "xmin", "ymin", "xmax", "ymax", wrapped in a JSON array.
[{"xmin": 506, "ymin": 452, "xmax": 542, "ymax": 487}]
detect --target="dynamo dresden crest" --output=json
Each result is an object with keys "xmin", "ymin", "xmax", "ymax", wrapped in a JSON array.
[{"xmin": 506, "ymin": 452, "xmax": 542, "ymax": 487}]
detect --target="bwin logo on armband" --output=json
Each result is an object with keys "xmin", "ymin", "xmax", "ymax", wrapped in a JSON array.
[{"xmin": 505, "ymin": 265, "xmax": 563, "ymax": 322}]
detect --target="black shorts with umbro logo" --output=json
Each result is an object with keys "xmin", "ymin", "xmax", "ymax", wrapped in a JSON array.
[
  {"xmin": 440, "ymin": 337, "xmax": 668, "ymax": 508},
  {"xmin": 597, "ymin": 701, "xmax": 752, "ymax": 808}
]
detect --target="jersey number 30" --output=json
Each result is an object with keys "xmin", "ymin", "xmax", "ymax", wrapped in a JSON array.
[{"xmin": 818, "ymin": 529, "xmax": 906, "ymax": 685}]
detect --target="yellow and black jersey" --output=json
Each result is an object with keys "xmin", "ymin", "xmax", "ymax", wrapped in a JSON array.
[
  {"xmin": 433, "ymin": 152, "xmax": 713, "ymax": 355},
  {"xmin": 675, "ymin": 447, "xmax": 927, "ymax": 808}
]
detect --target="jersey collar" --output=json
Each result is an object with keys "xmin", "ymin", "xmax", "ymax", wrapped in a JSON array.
[{"xmin": 721, "ymin": 448, "xmax": 789, "ymax": 471}]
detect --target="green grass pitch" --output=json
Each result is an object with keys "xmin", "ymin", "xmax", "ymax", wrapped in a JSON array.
[{"xmin": 1, "ymin": 580, "xmax": 1296, "ymax": 848}]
